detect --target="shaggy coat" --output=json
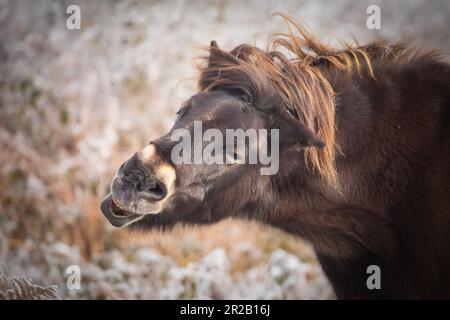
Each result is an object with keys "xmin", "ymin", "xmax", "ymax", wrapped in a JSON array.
[{"xmin": 101, "ymin": 16, "xmax": 450, "ymax": 299}]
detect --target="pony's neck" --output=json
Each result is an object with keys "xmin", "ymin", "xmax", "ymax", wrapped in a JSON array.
[{"xmin": 266, "ymin": 161, "xmax": 396, "ymax": 259}]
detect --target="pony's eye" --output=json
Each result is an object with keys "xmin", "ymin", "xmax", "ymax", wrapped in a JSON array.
[
  {"xmin": 176, "ymin": 107, "xmax": 187, "ymax": 119},
  {"xmin": 241, "ymin": 100, "xmax": 253, "ymax": 111},
  {"xmin": 176, "ymin": 101, "xmax": 191, "ymax": 119}
]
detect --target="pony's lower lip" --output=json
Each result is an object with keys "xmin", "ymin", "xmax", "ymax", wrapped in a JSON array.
[
  {"xmin": 110, "ymin": 199, "xmax": 135, "ymax": 218},
  {"xmin": 100, "ymin": 194, "xmax": 143, "ymax": 228}
]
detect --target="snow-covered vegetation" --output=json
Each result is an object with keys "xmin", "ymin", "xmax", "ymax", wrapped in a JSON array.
[{"xmin": 1, "ymin": 0, "xmax": 448, "ymax": 299}]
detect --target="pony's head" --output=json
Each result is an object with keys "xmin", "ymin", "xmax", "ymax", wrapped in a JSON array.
[{"xmin": 100, "ymin": 18, "xmax": 353, "ymax": 230}]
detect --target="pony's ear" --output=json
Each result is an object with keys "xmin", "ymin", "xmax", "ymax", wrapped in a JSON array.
[
  {"xmin": 210, "ymin": 40, "xmax": 219, "ymax": 48},
  {"xmin": 207, "ymin": 40, "xmax": 238, "ymax": 68},
  {"xmin": 208, "ymin": 40, "xmax": 221, "ymax": 67},
  {"xmin": 199, "ymin": 40, "xmax": 240, "ymax": 91},
  {"xmin": 276, "ymin": 109, "xmax": 325, "ymax": 148}
]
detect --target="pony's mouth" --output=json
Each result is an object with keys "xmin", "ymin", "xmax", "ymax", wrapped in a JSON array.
[{"xmin": 100, "ymin": 194, "xmax": 144, "ymax": 227}]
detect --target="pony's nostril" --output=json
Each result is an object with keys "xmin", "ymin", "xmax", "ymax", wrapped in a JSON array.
[
  {"xmin": 141, "ymin": 180, "xmax": 166, "ymax": 201},
  {"xmin": 149, "ymin": 183, "xmax": 163, "ymax": 195}
]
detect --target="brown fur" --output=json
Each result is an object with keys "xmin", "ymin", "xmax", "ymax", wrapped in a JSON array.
[
  {"xmin": 197, "ymin": 14, "xmax": 445, "ymax": 188},
  {"xmin": 102, "ymin": 16, "xmax": 450, "ymax": 299}
]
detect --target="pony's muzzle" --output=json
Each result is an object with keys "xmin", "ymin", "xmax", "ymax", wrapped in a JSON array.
[
  {"xmin": 111, "ymin": 152, "xmax": 168, "ymax": 211},
  {"xmin": 101, "ymin": 144, "xmax": 176, "ymax": 227}
]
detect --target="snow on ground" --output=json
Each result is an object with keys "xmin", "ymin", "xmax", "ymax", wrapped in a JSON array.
[{"xmin": 1, "ymin": 239, "xmax": 332, "ymax": 299}]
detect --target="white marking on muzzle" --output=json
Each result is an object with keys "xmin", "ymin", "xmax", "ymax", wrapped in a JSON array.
[
  {"xmin": 140, "ymin": 143, "xmax": 156, "ymax": 163},
  {"xmin": 157, "ymin": 164, "xmax": 176, "ymax": 198},
  {"xmin": 135, "ymin": 143, "xmax": 177, "ymax": 214}
]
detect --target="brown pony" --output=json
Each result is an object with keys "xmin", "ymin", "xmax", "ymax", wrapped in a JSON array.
[{"xmin": 101, "ymin": 17, "xmax": 450, "ymax": 299}]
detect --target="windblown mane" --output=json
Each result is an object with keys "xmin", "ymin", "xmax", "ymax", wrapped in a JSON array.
[{"xmin": 197, "ymin": 14, "xmax": 439, "ymax": 186}]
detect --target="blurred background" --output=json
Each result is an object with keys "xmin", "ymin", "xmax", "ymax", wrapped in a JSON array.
[{"xmin": 0, "ymin": 0, "xmax": 449, "ymax": 299}]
